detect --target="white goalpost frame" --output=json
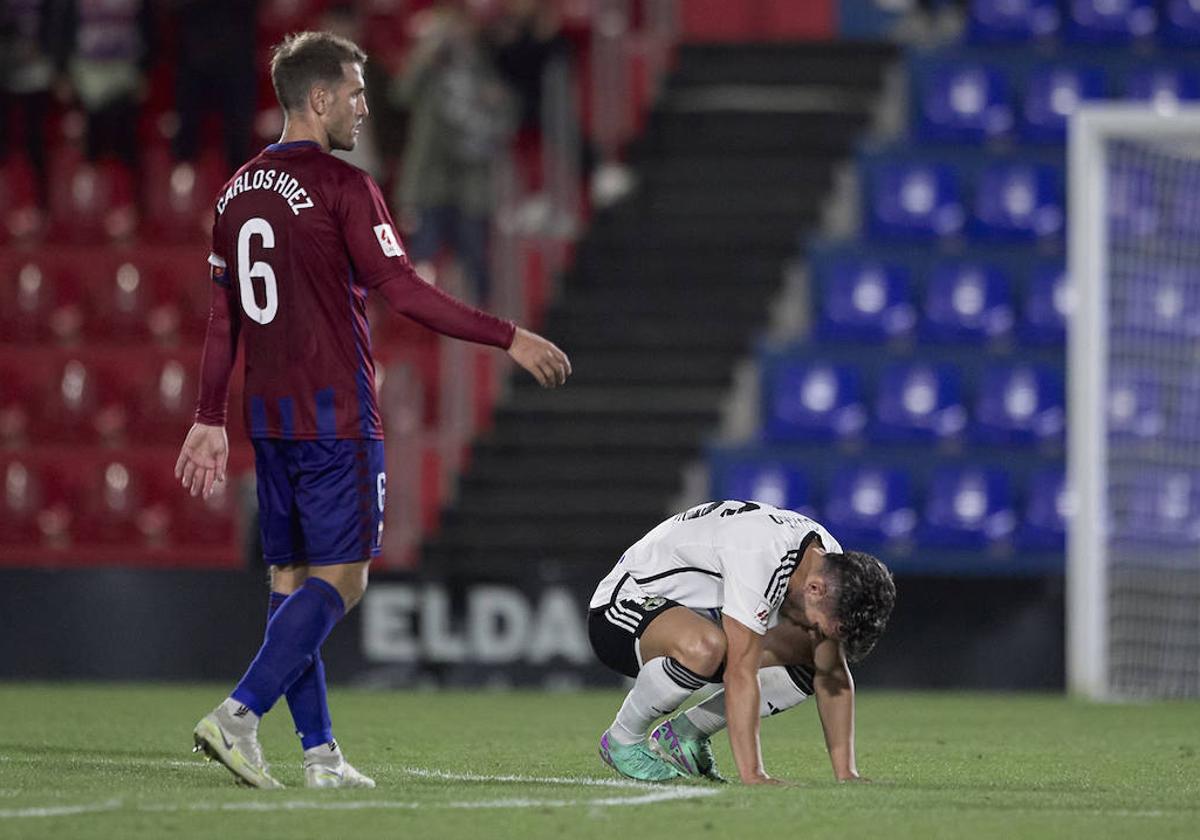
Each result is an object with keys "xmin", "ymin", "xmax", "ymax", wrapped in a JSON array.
[{"xmin": 1067, "ymin": 104, "xmax": 1200, "ymax": 700}]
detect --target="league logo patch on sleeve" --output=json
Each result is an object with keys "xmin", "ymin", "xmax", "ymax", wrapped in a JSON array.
[
  {"xmin": 374, "ymin": 223, "xmax": 404, "ymax": 258},
  {"xmin": 755, "ymin": 600, "xmax": 771, "ymax": 626}
]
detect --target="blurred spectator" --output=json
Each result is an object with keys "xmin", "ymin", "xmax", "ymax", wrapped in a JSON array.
[
  {"xmin": 168, "ymin": 0, "xmax": 258, "ymax": 175},
  {"xmin": 393, "ymin": 0, "xmax": 515, "ymax": 305},
  {"xmin": 0, "ymin": 0, "xmax": 56, "ymax": 207},
  {"xmin": 488, "ymin": 0, "xmax": 568, "ymax": 138},
  {"xmin": 52, "ymin": 0, "xmax": 155, "ymax": 170}
]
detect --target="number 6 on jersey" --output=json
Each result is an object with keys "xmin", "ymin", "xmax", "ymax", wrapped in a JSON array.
[{"xmin": 238, "ymin": 217, "xmax": 278, "ymax": 324}]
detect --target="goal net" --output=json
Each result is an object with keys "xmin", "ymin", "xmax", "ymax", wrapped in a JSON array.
[{"xmin": 1069, "ymin": 105, "xmax": 1200, "ymax": 700}]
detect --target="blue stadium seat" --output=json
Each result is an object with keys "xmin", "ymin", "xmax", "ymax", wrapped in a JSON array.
[
  {"xmin": 874, "ymin": 362, "xmax": 968, "ymax": 441},
  {"xmin": 1019, "ymin": 262, "xmax": 1069, "ymax": 344},
  {"xmin": 914, "ymin": 61, "xmax": 1014, "ymax": 143},
  {"xmin": 1107, "ymin": 155, "xmax": 1163, "ymax": 239},
  {"xmin": 971, "ymin": 162, "xmax": 1064, "ymax": 240},
  {"xmin": 817, "ymin": 259, "xmax": 917, "ymax": 342},
  {"xmin": 711, "ymin": 460, "xmax": 814, "ymax": 516},
  {"xmin": 1170, "ymin": 376, "xmax": 1200, "ymax": 443},
  {"xmin": 967, "ymin": 0, "xmax": 1061, "ymax": 43},
  {"xmin": 1168, "ymin": 177, "xmax": 1200, "ymax": 239},
  {"xmin": 1016, "ymin": 466, "xmax": 1068, "ymax": 550},
  {"xmin": 763, "ymin": 361, "xmax": 867, "ymax": 442},
  {"xmin": 1108, "ymin": 368, "xmax": 1165, "ymax": 439},
  {"xmin": 824, "ymin": 466, "xmax": 917, "ymax": 545},
  {"xmin": 921, "ymin": 465, "xmax": 1016, "ymax": 548},
  {"xmin": 865, "ymin": 161, "xmax": 965, "ymax": 240},
  {"xmin": 975, "ymin": 363, "xmax": 1065, "ymax": 444},
  {"xmin": 1117, "ymin": 470, "xmax": 1200, "ymax": 544},
  {"xmin": 923, "ymin": 260, "xmax": 1015, "ymax": 342},
  {"xmin": 1161, "ymin": 0, "xmax": 1200, "ymax": 45},
  {"xmin": 1113, "ymin": 267, "xmax": 1200, "ymax": 339},
  {"xmin": 1124, "ymin": 66, "xmax": 1200, "ymax": 106},
  {"xmin": 1063, "ymin": 0, "xmax": 1157, "ymax": 44},
  {"xmin": 1020, "ymin": 64, "xmax": 1107, "ymax": 143}
]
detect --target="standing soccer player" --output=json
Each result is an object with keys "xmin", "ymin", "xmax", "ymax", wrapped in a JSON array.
[
  {"xmin": 178, "ymin": 31, "xmax": 570, "ymax": 789},
  {"xmin": 588, "ymin": 501, "xmax": 894, "ymax": 784}
]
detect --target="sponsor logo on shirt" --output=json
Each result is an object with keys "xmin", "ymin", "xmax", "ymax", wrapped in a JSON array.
[{"xmin": 374, "ymin": 223, "xmax": 403, "ymax": 258}]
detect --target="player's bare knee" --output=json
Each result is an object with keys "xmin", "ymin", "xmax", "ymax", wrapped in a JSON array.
[
  {"xmin": 677, "ymin": 628, "xmax": 726, "ymax": 678},
  {"xmin": 339, "ymin": 566, "xmax": 371, "ymax": 613}
]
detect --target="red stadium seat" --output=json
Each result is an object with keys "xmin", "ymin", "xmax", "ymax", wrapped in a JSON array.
[
  {"xmin": 0, "ymin": 360, "xmax": 35, "ymax": 447},
  {"xmin": 46, "ymin": 149, "xmax": 138, "ymax": 244},
  {"xmin": 34, "ymin": 357, "xmax": 127, "ymax": 445},
  {"xmin": 0, "ymin": 457, "xmax": 72, "ymax": 548},
  {"xmin": 0, "ymin": 155, "xmax": 44, "ymax": 241},
  {"xmin": 130, "ymin": 354, "xmax": 199, "ymax": 444},
  {"xmin": 141, "ymin": 148, "xmax": 225, "ymax": 244},
  {"xmin": 0, "ymin": 257, "xmax": 84, "ymax": 344},
  {"xmin": 173, "ymin": 477, "xmax": 237, "ymax": 547},
  {"xmin": 72, "ymin": 460, "xmax": 167, "ymax": 547},
  {"xmin": 0, "ymin": 460, "xmax": 44, "ymax": 545},
  {"xmin": 84, "ymin": 259, "xmax": 155, "ymax": 343}
]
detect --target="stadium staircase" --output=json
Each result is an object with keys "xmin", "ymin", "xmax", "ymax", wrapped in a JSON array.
[{"xmin": 423, "ymin": 41, "xmax": 896, "ymax": 579}]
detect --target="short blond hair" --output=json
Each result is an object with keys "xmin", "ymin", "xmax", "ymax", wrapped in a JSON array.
[{"xmin": 270, "ymin": 31, "xmax": 367, "ymax": 112}]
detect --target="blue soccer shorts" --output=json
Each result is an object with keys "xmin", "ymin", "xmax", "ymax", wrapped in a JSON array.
[{"xmin": 252, "ymin": 439, "xmax": 386, "ymax": 566}]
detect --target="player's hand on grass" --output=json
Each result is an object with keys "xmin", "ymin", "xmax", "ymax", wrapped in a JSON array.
[
  {"xmin": 508, "ymin": 327, "xmax": 571, "ymax": 388},
  {"xmin": 175, "ymin": 422, "xmax": 229, "ymax": 499}
]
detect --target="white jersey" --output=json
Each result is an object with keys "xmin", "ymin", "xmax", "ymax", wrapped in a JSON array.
[{"xmin": 589, "ymin": 501, "xmax": 843, "ymax": 636}]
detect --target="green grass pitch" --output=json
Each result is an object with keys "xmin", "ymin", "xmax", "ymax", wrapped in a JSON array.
[{"xmin": 0, "ymin": 685, "xmax": 1197, "ymax": 839}]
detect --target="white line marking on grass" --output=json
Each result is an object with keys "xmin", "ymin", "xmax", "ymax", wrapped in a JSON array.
[
  {"xmin": 139, "ymin": 786, "xmax": 717, "ymax": 813},
  {"xmin": 0, "ymin": 800, "xmax": 123, "ymax": 819},
  {"xmin": 398, "ymin": 766, "xmax": 673, "ymax": 790}
]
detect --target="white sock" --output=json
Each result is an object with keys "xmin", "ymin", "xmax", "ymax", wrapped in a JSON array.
[
  {"xmin": 680, "ymin": 665, "xmax": 813, "ymax": 737},
  {"xmin": 304, "ymin": 740, "xmax": 342, "ymax": 764},
  {"xmin": 219, "ymin": 697, "xmax": 261, "ymax": 733},
  {"xmin": 609, "ymin": 657, "xmax": 707, "ymax": 745}
]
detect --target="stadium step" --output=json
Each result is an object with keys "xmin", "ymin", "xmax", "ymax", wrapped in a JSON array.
[
  {"xmin": 534, "ymin": 348, "xmax": 740, "ymax": 386},
  {"xmin": 419, "ymin": 40, "xmax": 894, "ymax": 576},
  {"xmin": 669, "ymin": 41, "xmax": 897, "ymax": 89}
]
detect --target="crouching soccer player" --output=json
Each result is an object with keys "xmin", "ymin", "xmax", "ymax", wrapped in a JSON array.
[
  {"xmin": 177, "ymin": 31, "xmax": 570, "ymax": 789},
  {"xmin": 588, "ymin": 501, "xmax": 895, "ymax": 784}
]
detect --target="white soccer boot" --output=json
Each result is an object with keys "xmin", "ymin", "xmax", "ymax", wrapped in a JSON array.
[
  {"xmin": 303, "ymin": 741, "xmax": 377, "ymax": 789},
  {"xmin": 192, "ymin": 703, "xmax": 284, "ymax": 789}
]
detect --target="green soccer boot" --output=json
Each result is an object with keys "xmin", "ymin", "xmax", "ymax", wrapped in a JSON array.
[
  {"xmin": 598, "ymin": 730, "xmax": 682, "ymax": 782},
  {"xmin": 649, "ymin": 718, "xmax": 726, "ymax": 782}
]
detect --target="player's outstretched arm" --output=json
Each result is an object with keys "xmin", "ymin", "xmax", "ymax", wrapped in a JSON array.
[
  {"xmin": 507, "ymin": 326, "xmax": 571, "ymax": 388},
  {"xmin": 812, "ymin": 639, "xmax": 863, "ymax": 782},
  {"xmin": 175, "ymin": 423, "xmax": 229, "ymax": 499},
  {"xmin": 722, "ymin": 615, "xmax": 780, "ymax": 785}
]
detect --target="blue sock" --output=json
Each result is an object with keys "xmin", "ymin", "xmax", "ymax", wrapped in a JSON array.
[
  {"xmin": 267, "ymin": 591, "xmax": 334, "ymax": 750},
  {"xmin": 231, "ymin": 578, "xmax": 344, "ymax": 717}
]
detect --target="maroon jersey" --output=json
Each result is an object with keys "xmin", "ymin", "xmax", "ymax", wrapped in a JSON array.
[{"xmin": 202, "ymin": 140, "xmax": 514, "ymax": 440}]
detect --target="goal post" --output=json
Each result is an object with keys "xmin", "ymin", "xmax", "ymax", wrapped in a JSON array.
[{"xmin": 1068, "ymin": 105, "xmax": 1200, "ymax": 700}]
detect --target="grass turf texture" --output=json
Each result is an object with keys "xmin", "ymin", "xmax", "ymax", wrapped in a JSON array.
[{"xmin": 0, "ymin": 686, "xmax": 1197, "ymax": 839}]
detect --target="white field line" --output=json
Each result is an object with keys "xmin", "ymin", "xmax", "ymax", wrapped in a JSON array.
[
  {"xmin": 397, "ymin": 766, "xmax": 672, "ymax": 790},
  {"xmin": 0, "ymin": 765, "xmax": 720, "ymax": 818},
  {"xmin": 0, "ymin": 800, "xmax": 123, "ymax": 819},
  {"xmin": 0, "ymin": 755, "xmax": 204, "ymax": 770}
]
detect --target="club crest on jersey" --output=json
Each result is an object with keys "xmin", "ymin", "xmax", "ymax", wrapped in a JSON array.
[
  {"xmin": 374, "ymin": 223, "xmax": 403, "ymax": 258},
  {"xmin": 639, "ymin": 596, "xmax": 667, "ymax": 611}
]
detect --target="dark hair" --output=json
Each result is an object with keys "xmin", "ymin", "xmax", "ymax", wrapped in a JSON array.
[
  {"xmin": 270, "ymin": 31, "xmax": 367, "ymax": 112},
  {"xmin": 822, "ymin": 551, "xmax": 895, "ymax": 663}
]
